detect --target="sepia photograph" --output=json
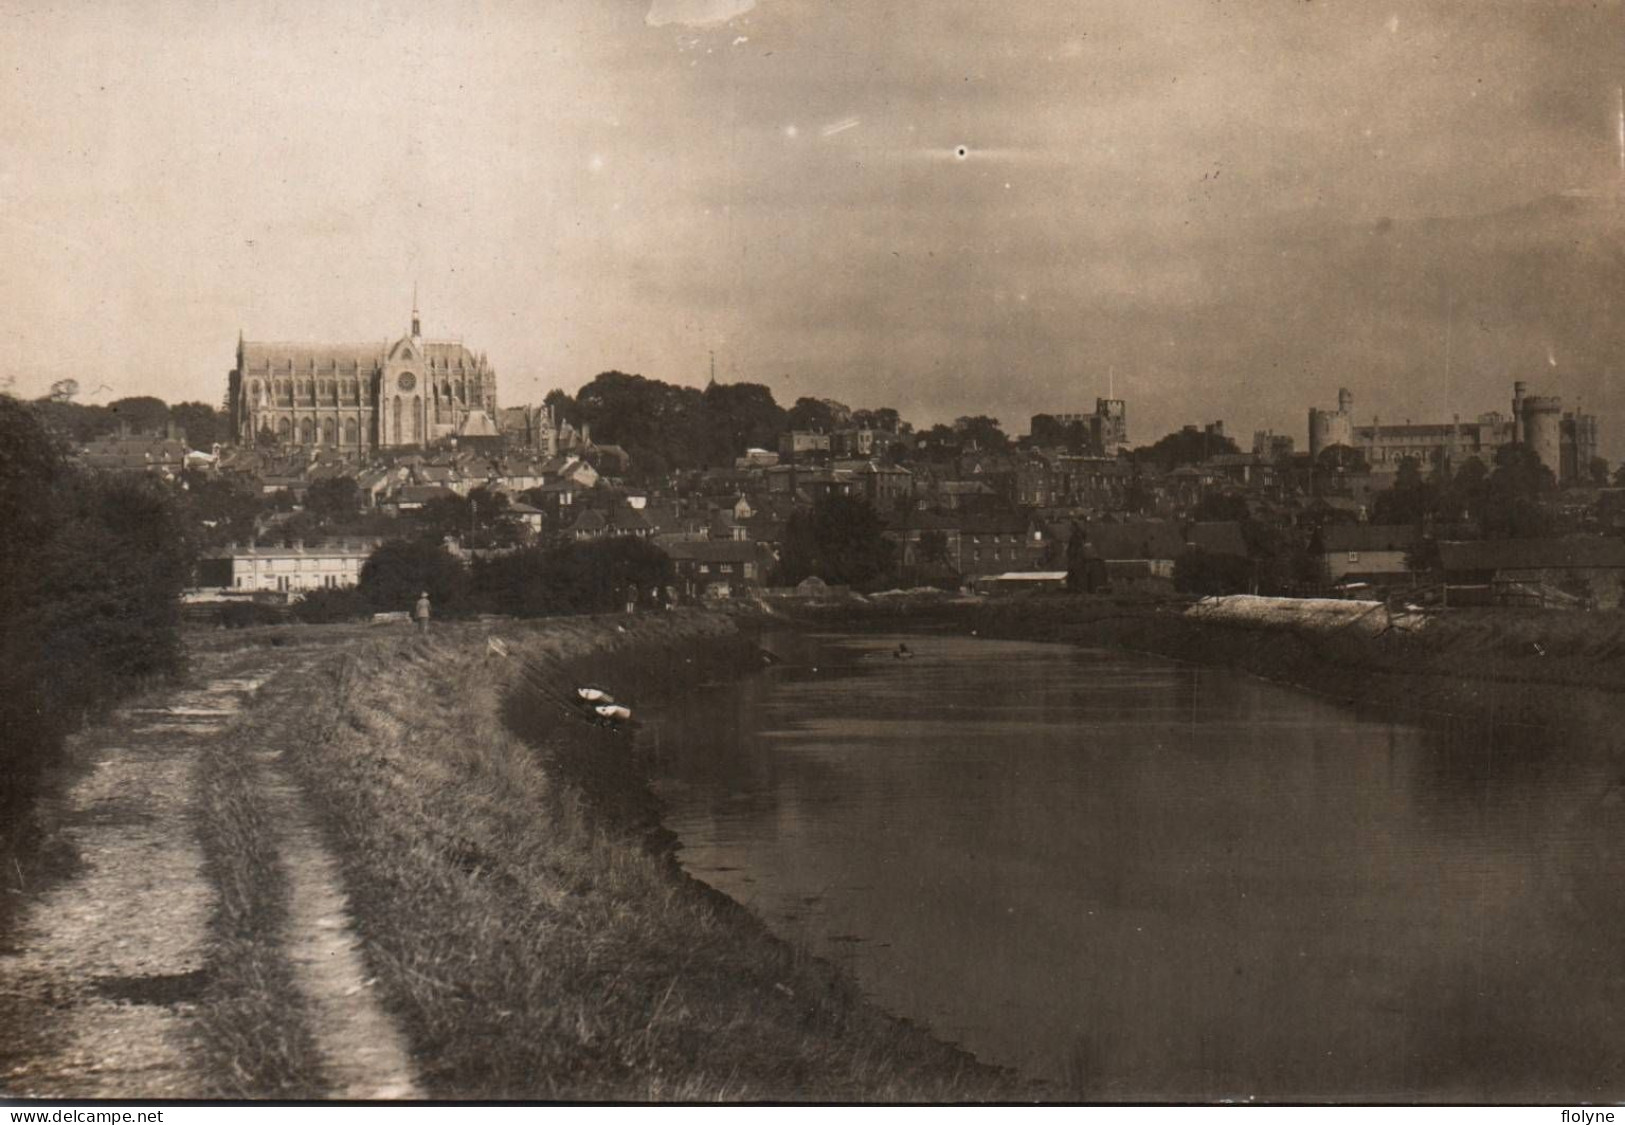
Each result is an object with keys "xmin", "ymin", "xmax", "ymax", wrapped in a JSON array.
[{"xmin": 4, "ymin": 0, "xmax": 1625, "ymax": 1109}]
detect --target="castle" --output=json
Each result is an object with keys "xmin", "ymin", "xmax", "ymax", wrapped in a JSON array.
[
  {"xmin": 1034, "ymin": 398, "xmax": 1129, "ymax": 453},
  {"xmin": 1307, "ymin": 382, "xmax": 1598, "ymax": 483},
  {"xmin": 227, "ymin": 303, "xmax": 498, "ymax": 451}
]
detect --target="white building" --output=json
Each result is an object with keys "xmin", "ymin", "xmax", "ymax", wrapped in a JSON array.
[{"xmin": 206, "ymin": 541, "xmax": 379, "ymax": 593}]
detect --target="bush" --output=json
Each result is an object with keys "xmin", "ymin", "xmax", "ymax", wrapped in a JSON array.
[
  {"xmin": 290, "ymin": 586, "xmax": 370, "ymax": 624},
  {"xmin": 358, "ymin": 538, "xmax": 473, "ymax": 616},
  {"xmin": 217, "ymin": 601, "xmax": 288, "ymax": 629},
  {"xmin": 1173, "ymin": 548, "xmax": 1254, "ymax": 596}
]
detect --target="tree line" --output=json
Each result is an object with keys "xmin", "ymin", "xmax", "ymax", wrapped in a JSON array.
[
  {"xmin": 0, "ymin": 397, "xmax": 192, "ymax": 823},
  {"xmin": 32, "ymin": 394, "xmax": 228, "ymax": 447}
]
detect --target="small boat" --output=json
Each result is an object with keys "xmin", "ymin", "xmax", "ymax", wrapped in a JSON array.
[
  {"xmin": 893, "ymin": 643, "xmax": 914, "ymax": 660},
  {"xmin": 575, "ymin": 686, "xmax": 615, "ymax": 705},
  {"xmin": 593, "ymin": 703, "xmax": 635, "ymax": 728}
]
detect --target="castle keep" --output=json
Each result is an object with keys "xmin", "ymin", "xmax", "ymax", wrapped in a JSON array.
[
  {"xmin": 228, "ymin": 304, "xmax": 498, "ymax": 450},
  {"xmin": 1307, "ymin": 381, "xmax": 1598, "ymax": 483}
]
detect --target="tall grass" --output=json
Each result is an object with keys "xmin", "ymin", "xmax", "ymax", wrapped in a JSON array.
[
  {"xmin": 191, "ymin": 655, "xmax": 329, "ymax": 1098},
  {"xmin": 283, "ymin": 614, "xmax": 1022, "ymax": 1101}
]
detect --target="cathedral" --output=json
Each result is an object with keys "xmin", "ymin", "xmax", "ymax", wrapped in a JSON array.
[{"xmin": 228, "ymin": 304, "xmax": 498, "ymax": 450}]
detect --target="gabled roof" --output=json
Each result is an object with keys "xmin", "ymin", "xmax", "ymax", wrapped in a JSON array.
[
  {"xmin": 570, "ymin": 508, "xmax": 609, "ymax": 532},
  {"xmin": 571, "ymin": 505, "xmax": 653, "ymax": 534},
  {"xmin": 959, "ymin": 511, "xmax": 1033, "ymax": 535},
  {"xmin": 458, "ymin": 409, "xmax": 500, "ymax": 438},
  {"xmin": 660, "ymin": 540, "xmax": 767, "ymax": 564},
  {"xmin": 608, "ymin": 506, "xmax": 654, "ymax": 532},
  {"xmin": 239, "ymin": 342, "xmax": 383, "ymax": 372},
  {"xmin": 395, "ymin": 484, "xmax": 456, "ymax": 504},
  {"xmin": 1081, "ymin": 520, "xmax": 1187, "ymax": 561},
  {"xmin": 1321, "ymin": 524, "xmax": 1420, "ymax": 554}
]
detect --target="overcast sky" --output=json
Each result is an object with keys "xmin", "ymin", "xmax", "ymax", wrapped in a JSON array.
[{"xmin": 4, "ymin": 0, "xmax": 1623, "ymax": 444}]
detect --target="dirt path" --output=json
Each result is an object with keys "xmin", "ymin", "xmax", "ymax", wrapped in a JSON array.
[
  {"xmin": 0, "ymin": 644, "xmax": 419, "ymax": 1100},
  {"xmin": 254, "ymin": 753, "xmax": 419, "ymax": 1100}
]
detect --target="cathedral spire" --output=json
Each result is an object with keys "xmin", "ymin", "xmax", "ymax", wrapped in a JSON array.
[{"xmin": 411, "ymin": 283, "xmax": 421, "ymax": 341}]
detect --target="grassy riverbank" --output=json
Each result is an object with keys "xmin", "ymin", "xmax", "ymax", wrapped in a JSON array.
[{"xmin": 265, "ymin": 611, "xmax": 1022, "ymax": 1101}]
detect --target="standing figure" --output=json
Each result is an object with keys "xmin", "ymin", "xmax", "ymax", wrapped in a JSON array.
[{"xmin": 414, "ymin": 590, "xmax": 432, "ymax": 635}]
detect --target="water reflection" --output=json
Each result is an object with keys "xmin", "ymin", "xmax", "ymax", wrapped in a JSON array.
[{"xmin": 645, "ymin": 632, "xmax": 1625, "ymax": 1101}]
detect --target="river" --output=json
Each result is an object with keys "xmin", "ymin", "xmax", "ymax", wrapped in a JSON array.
[{"xmin": 643, "ymin": 629, "xmax": 1625, "ymax": 1101}]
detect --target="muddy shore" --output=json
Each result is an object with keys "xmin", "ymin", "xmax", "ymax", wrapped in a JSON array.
[{"xmin": 760, "ymin": 594, "xmax": 1625, "ymax": 734}]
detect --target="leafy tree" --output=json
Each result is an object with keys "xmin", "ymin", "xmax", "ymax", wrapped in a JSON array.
[
  {"xmin": 1135, "ymin": 427, "xmax": 1240, "ymax": 470},
  {"xmin": 474, "ymin": 537, "xmax": 673, "ymax": 616},
  {"xmin": 1370, "ymin": 457, "xmax": 1435, "ymax": 526},
  {"xmin": 1242, "ymin": 521, "xmax": 1319, "ymax": 595},
  {"xmin": 953, "ymin": 415, "xmax": 1009, "ymax": 452},
  {"xmin": 1482, "ymin": 443, "xmax": 1556, "ymax": 539},
  {"xmin": 1123, "ymin": 464, "xmax": 1154, "ymax": 514},
  {"xmin": 1029, "ymin": 414, "xmax": 1092, "ymax": 452},
  {"xmin": 358, "ymin": 539, "xmax": 472, "ymax": 615},
  {"xmin": 305, "ymin": 475, "xmax": 361, "ymax": 522},
  {"xmin": 1, "ymin": 397, "xmax": 189, "ymax": 812},
  {"xmin": 774, "ymin": 493, "xmax": 894, "ymax": 588},
  {"xmin": 107, "ymin": 395, "xmax": 170, "ymax": 435},
  {"xmin": 1030, "ymin": 414, "xmax": 1062, "ymax": 444},
  {"xmin": 702, "ymin": 381, "xmax": 787, "ymax": 461},
  {"xmin": 544, "ymin": 387, "xmax": 579, "ymax": 428},
  {"xmin": 914, "ymin": 423, "xmax": 963, "ymax": 460},
  {"xmin": 1064, "ymin": 520, "xmax": 1106, "ymax": 592},
  {"xmin": 574, "ymin": 370, "xmax": 707, "ymax": 482},
  {"xmin": 787, "ymin": 396, "xmax": 836, "ymax": 432},
  {"xmin": 30, "ymin": 398, "xmax": 117, "ymax": 442},
  {"xmin": 1590, "ymin": 456, "xmax": 1610, "ymax": 486},
  {"xmin": 181, "ymin": 472, "xmax": 263, "ymax": 549},
  {"xmin": 412, "ymin": 485, "xmax": 522, "ymax": 548},
  {"xmin": 1192, "ymin": 493, "xmax": 1250, "ymax": 523},
  {"xmin": 170, "ymin": 401, "xmax": 225, "ymax": 448},
  {"xmin": 853, "ymin": 407, "xmax": 903, "ymax": 433},
  {"xmin": 1437, "ymin": 457, "xmax": 1488, "ymax": 522}
]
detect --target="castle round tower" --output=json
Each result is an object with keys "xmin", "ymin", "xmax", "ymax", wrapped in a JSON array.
[
  {"xmin": 1520, "ymin": 394, "xmax": 1563, "ymax": 477},
  {"xmin": 1308, "ymin": 388, "xmax": 1354, "ymax": 459}
]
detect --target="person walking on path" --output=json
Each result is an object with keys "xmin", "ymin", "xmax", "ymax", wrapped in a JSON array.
[{"xmin": 414, "ymin": 590, "xmax": 432, "ymax": 635}]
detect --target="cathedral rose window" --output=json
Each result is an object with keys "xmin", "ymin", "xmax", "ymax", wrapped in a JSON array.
[{"xmin": 398, "ymin": 372, "xmax": 416, "ymax": 392}]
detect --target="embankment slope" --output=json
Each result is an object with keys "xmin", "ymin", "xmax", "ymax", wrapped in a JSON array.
[{"xmin": 279, "ymin": 611, "xmax": 1021, "ymax": 1101}]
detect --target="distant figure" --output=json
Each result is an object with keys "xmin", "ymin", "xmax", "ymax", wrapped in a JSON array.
[
  {"xmin": 625, "ymin": 582, "xmax": 638, "ymax": 615},
  {"xmin": 414, "ymin": 591, "xmax": 431, "ymax": 635}
]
